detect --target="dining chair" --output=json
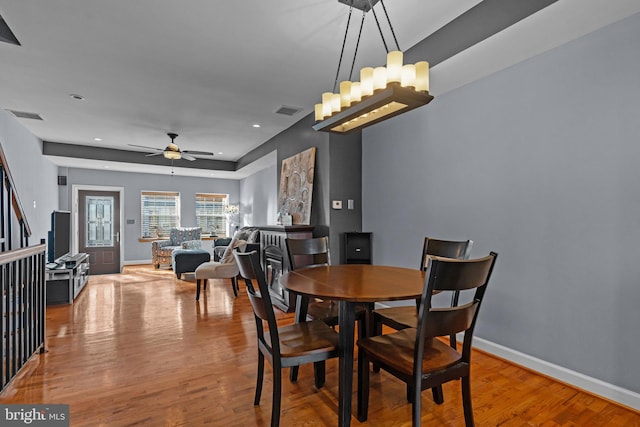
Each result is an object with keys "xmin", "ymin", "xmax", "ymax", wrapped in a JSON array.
[
  {"xmin": 234, "ymin": 250, "xmax": 339, "ymax": 427},
  {"xmin": 373, "ymin": 238, "xmax": 473, "ymax": 349},
  {"xmin": 357, "ymin": 252, "xmax": 498, "ymax": 426},
  {"xmin": 285, "ymin": 237, "xmax": 367, "ymax": 382},
  {"xmin": 286, "ymin": 237, "xmax": 368, "ymax": 326}
]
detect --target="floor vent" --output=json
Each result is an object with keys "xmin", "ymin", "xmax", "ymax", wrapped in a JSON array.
[
  {"xmin": 274, "ymin": 105, "xmax": 303, "ymax": 116},
  {"xmin": 8, "ymin": 110, "xmax": 43, "ymax": 120}
]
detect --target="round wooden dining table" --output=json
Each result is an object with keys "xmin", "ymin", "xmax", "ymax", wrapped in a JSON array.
[{"xmin": 280, "ymin": 264, "xmax": 425, "ymax": 427}]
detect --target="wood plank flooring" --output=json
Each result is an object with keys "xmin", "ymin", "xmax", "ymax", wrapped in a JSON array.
[{"xmin": 1, "ymin": 265, "xmax": 638, "ymax": 426}]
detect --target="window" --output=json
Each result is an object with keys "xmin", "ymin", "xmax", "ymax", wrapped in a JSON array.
[
  {"xmin": 195, "ymin": 193, "xmax": 228, "ymax": 237},
  {"xmin": 141, "ymin": 191, "xmax": 180, "ymax": 238}
]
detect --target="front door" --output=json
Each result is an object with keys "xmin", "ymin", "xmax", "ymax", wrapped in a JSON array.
[{"xmin": 78, "ymin": 190, "xmax": 121, "ymax": 274}]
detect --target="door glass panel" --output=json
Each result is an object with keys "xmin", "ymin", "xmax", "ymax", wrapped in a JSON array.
[{"xmin": 86, "ymin": 196, "xmax": 114, "ymax": 247}]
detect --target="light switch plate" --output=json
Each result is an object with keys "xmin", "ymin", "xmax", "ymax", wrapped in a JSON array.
[
  {"xmin": 332, "ymin": 200, "xmax": 342, "ymax": 209},
  {"xmin": 347, "ymin": 199, "xmax": 354, "ymax": 210}
]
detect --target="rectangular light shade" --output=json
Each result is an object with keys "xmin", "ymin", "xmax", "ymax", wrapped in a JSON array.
[{"xmin": 312, "ymin": 84, "xmax": 433, "ymax": 134}]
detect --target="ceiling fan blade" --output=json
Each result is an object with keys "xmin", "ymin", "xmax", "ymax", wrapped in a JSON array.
[
  {"xmin": 145, "ymin": 152, "xmax": 163, "ymax": 157},
  {"xmin": 183, "ymin": 150, "xmax": 214, "ymax": 156},
  {"xmin": 128, "ymin": 144, "xmax": 162, "ymax": 152},
  {"xmin": 181, "ymin": 153, "xmax": 197, "ymax": 161}
]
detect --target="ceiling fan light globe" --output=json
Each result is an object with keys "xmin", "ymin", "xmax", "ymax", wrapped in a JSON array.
[{"xmin": 163, "ymin": 146, "xmax": 182, "ymax": 160}]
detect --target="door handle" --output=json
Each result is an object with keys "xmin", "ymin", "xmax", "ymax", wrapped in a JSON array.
[{"xmin": 116, "ymin": 231, "xmax": 120, "ymax": 243}]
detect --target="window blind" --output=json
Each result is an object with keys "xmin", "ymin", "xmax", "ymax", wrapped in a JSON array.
[
  {"xmin": 195, "ymin": 193, "xmax": 227, "ymax": 237},
  {"xmin": 141, "ymin": 191, "xmax": 180, "ymax": 238}
]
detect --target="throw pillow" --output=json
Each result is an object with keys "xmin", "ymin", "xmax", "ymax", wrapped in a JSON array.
[
  {"xmin": 221, "ymin": 239, "xmax": 247, "ymax": 264},
  {"xmin": 248, "ymin": 229, "xmax": 260, "ymax": 243}
]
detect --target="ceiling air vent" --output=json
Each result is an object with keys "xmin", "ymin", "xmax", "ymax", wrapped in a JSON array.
[
  {"xmin": 8, "ymin": 110, "xmax": 43, "ymax": 120},
  {"xmin": 274, "ymin": 105, "xmax": 303, "ymax": 116}
]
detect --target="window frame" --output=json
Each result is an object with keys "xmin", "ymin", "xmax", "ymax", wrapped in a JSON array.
[
  {"xmin": 195, "ymin": 193, "xmax": 228, "ymax": 237},
  {"xmin": 140, "ymin": 191, "xmax": 180, "ymax": 239}
]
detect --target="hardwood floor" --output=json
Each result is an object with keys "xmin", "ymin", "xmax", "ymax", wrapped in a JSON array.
[{"xmin": 1, "ymin": 265, "xmax": 638, "ymax": 426}]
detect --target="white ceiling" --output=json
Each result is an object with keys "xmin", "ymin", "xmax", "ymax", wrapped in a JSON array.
[{"xmin": 1, "ymin": 0, "xmax": 639, "ymax": 178}]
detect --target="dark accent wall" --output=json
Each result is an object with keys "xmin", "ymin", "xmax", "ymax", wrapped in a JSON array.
[
  {"xmin": 237, "ymin": 114, "xmax": 363, "ymax": 263},
  {"xmin": 329, "ymin": 132, "xmax": 362, "ymax": 261}
]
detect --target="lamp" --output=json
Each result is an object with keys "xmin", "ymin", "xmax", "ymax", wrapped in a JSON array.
[
  {"xmin": 313, "ymin": 0, "xmax": 433, "ymax": 134},
  {"xmin": 163, "ymin": 143, "xmax": 182, "ymax": 160},
  {"xmin": 163, "ymin": 133, "xmax": 183, "ymax": 160}
]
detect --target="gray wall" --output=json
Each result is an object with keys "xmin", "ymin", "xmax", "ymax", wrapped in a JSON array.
[
  {"xmin": 238, "ymin": 114, "xmax": 363, "ymax": 262},
  {"xmin": 62, "ymin": 168, "xmax": 240, "ymax": 262},
  {"xmin": 240, "ymin": 160, "xmax": 277, "ymax": 227},
  {"xmin": 362, "ymin": 12, "xmax": 640, "ymax": 393},
  {"xmin": 329, "ymin": 132, "xmax": 363, "ymax": 261},
  {"xmin": 0, "ymin": 110, "xmax": 58, "ymax": 245}
]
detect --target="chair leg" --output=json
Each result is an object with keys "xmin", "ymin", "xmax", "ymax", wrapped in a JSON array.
[
  {"xmin": 289, "ymin": 366, "xmax": 299, "ymax": 383},
  {"xmin": 203, "ymin": 278, "xmax": 208, "ymax": 290},
  {"xmin": 461, "ymin": 375, "xmax": 474, "ymax": 427},
  {"xmin": 196, "ymin": 279, "xmax": 201, "ymax": 301},
  {"xmin": 411, "ymin": 380, "xmax": 422, "ymax": 427},
  {"xmin": 272, "ymin": 363, "xmax": 282, "ymax": 427},
  {"xmin": 357, "ymin": 351, "xmax": 370, "ymax": 422},
  {"xmin": 313, "ymin": 361, "xmax": 326, "ymax": 389},
  {"xmin": 432, "ymin": 386, "xmax": 444, "ymax": 404},
  {"xmin": 254, "ymin": 351, "xmax": 264, "ymax": 406},
  {"xmin": 372, "ymin": 314, "xmax": 382, "ymax": 373},
  {"xmin": 231, "ymin": 276, "xmax": 238, "ymax": 297}
]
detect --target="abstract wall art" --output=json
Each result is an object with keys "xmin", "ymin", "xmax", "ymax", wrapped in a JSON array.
[{"xmin": 278, "ymin": 147, "xmax": 316, "ymax": 225}]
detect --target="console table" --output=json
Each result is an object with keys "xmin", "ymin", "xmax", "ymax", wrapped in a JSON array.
[
  {"xmin": 46, "ymin": 253, "xmax": 90, "ymax": 305},
  {"xmin": 258, "ymin": 225, "xmax": 314, "ymax": 313}
]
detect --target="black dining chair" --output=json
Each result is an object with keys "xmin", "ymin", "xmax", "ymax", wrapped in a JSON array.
[
  {"xmin": 285, "ymin": 237, "xmax": 367, "ymax": 382},
  {"xmin": 234, "ymin": 250, "xmax": 339, "ymax": 427},
  {"xmin": 286, "ymin": 237, "xmax": 369, "ymax": 329},
  {"xmin": 357, "ymin": 252, "xmax": 498, "ymax": 426},
  {"xmin": 373, "ymin": 237, "xmax": 473, "ymax": 349}
]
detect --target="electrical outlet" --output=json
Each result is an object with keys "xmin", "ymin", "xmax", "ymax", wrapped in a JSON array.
[{"xmin": 332, "ymin": 200, "xmax": 342, "ymax": 209}]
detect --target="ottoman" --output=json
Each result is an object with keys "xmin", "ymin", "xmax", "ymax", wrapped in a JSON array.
[{"xmin": 172, "ymin": 249, "xmax": 211, "ymax": 279}]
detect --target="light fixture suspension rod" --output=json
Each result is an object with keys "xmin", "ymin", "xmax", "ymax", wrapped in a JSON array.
[
  {"xmin": 348, "ymin": 11, "xmax": 366, "ymax": 81},
  {"xmin": 333, "ymin": 6, "xmax": 354, "ymax": 93},
  {"xmin": 367, "ymin": 0, "xmax": 389, "ymax": 53},
  {"xmin": 379, "ymin": 0, "xmax": 400, "ymax": 51}
]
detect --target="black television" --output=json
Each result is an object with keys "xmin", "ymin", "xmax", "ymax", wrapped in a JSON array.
[{"xmin": 47, "ymin": 210, "xmax": 71, "ymax": 263}]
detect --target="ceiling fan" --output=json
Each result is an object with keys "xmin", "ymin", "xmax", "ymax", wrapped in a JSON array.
[{"xmin": 129, "ymin": 133, "xmax": 214, "ymax": 161}]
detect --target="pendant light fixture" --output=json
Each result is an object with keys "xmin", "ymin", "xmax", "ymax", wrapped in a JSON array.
[{"xmin": 313, "ymin": 0, "xmax": 433, "ymax": 134}]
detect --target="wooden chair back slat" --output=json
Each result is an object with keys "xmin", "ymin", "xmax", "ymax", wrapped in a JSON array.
[{"xmin": 286, "ymin": 237, "xmax": 330, "ymax": 270}]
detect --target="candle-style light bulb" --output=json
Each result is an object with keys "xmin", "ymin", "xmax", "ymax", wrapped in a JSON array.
[
  {"xmin": 350, "ymin": 82, "xmax": 361, "ymax": 102},
  {"xmin": 386, "ymin": 51, "xmax": 403, "ymax": 84},
  {"xmin": 339, "ymin": 81, "xmax": 352, "ymax": 108},
  {"xmin": 373, "ymin": 67, "xmax": 387, "ymax": 91},
  {"xmin": 360, "ymin": 67, "xmax": 374, "ymax": 96},
  {"xmin": 401, "ymin": 64, "xmax": 416, "ymax": 88},
  {"xmin": 415, "ymin": 61, "xmax": 430, "ymax": 92}
]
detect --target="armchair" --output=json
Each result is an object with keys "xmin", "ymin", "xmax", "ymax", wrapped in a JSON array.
[
  {"xmin": 152, "ymin": 227, "xmax": 202, "ymax": 269},
  {"xmin": 212, "ymin": 227, "xmax": 261, "ymax": 261}
]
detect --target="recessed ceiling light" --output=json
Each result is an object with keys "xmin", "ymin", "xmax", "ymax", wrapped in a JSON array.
[
  {"xmin": 93, "ymin": 137, "xmax": 102, "ymax": 141},
  {"xmin": 70, "ymin": 94, "xmax": 85, "ymax": 100},
  {"xmin": 218, "ymin": 151, "xmax": 223, "ymax": 155},
  {"xmin": 252, "ymin": 124, "xmax": 261, "ymax": 128},
  {"xmin": 103, "ymin": 165, "xmax": 110, "ymax": 169}
]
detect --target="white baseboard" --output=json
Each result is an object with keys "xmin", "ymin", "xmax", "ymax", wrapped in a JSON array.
[
  {"xmin": 473, "ymin": 336, "xmax": 640, "ymax": 411},
  {"xmin": 124, "ymin": 259, "xmax": 152, "ymax": 266},
  {"xmin": 375, "ymin": 301, "xmax": 640, "ymax": 411}
]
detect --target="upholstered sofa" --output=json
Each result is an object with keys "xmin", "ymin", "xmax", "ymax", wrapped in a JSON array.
[{"xmin": 152, "ymin": 227, "xmax": 202, "ymax": 268}]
